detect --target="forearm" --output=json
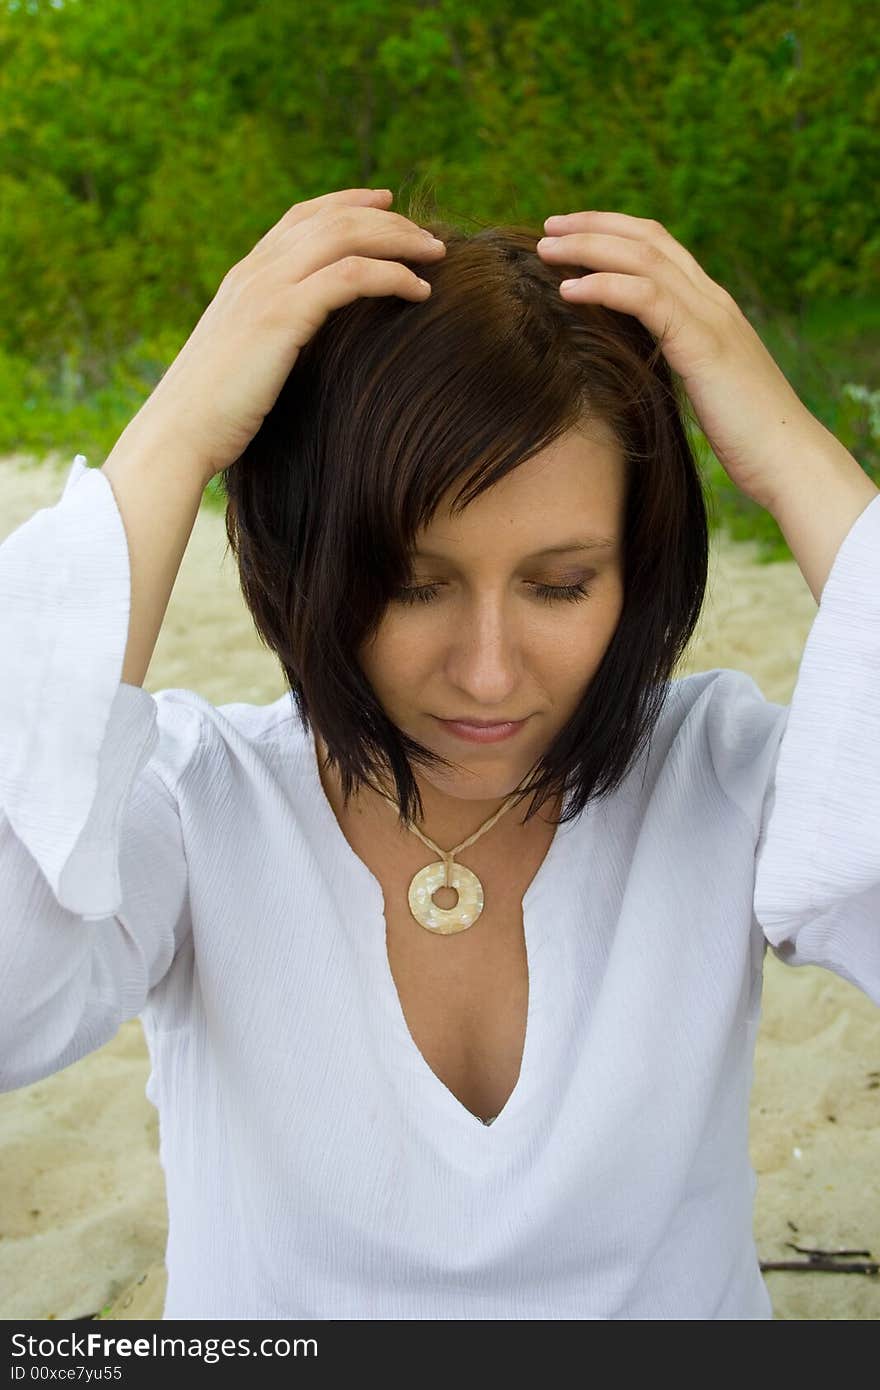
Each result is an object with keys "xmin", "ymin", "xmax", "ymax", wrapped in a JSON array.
[
  {"xmin": 102, "ymin": 415, "xmax": 212, "ymax": 687},
  {"xmin": 765, "ymin": 422, "xmax": 880, "ymax": 606}
]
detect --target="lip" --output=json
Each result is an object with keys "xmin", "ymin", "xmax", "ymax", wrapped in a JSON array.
[{"xmin": 433, "ymin": 716, "xmax": 528, "ymax": 744}]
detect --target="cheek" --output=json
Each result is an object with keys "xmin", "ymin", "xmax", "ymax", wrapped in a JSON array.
[
  {"xmin": 551, "ymin": 596, "xmax": 623, "ymax": 678},
  {"xmin": 361, "ymin": 594, "xmax": 623, "ymax": 684},
  {"xmin": 358, "ymin": 621, "xmax": 427, "ymax": 694}
]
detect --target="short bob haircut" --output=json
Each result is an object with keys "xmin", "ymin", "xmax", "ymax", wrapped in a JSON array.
[{"xmin": 219, "ymin": 185, "xmax": 710, "ymax": 832}]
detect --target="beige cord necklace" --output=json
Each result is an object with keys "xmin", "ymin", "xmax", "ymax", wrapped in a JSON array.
[{"xmin": 372, "ymin": 785, "xmax": 527, "ymax": 935}]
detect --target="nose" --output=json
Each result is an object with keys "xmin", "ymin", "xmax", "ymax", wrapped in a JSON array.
[{"xmin": 443, "ymin": 608, "xmax": 523, "ymax": 707}]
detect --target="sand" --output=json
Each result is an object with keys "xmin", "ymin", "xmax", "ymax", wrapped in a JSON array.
[{"xmin": 0, "ymin": 449, "xmax": 878, "ymax": 1321}]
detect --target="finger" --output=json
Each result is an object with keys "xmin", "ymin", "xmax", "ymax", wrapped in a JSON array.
[
  {"xmin": 276, "ymin": 210, "xmax": 446, "ymax": 290},
  {"xmin": 287, "ymin": 255, "xmax": 435, "ymax": 347},
  {"xmin": 539, "ymin": 231, "xmax": 701, "ymax": 307},
  {"xmin": 255, "ymin": 187, "xmax": 394, "ymax": 253},
  {"xmin": 283, "ymin": 186, "xmax": 394, "ymax": 229},
  {"xmin": 556, "ymin": 271, "xmax": 681, "ymax": 344},
  {"xmin": 542, "ymin": 210, "xmax": 726, "ymax": 303}
]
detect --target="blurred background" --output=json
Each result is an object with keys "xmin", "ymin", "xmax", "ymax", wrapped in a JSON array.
[
  {"xmin": 0, "ymin": 0, "xmax": 878, "ymax": 558},
  {"xmin": 0, "ymin": 0, "xmax": 878, "ymax": 1322}
]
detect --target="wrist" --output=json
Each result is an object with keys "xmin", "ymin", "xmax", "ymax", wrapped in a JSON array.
[{"xmin": 109, "ymin": 406, "xmax": 216, "ymax": 492}]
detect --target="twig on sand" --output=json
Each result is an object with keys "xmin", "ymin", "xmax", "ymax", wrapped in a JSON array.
[{"xmin": 760, "ymin": 1242, "xmax": 879, "ymax": 1276}]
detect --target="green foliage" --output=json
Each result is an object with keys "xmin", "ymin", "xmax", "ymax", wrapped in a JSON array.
[{"xmin": 0, "ymin": 0, "xmax": 877, "ymax": 555}]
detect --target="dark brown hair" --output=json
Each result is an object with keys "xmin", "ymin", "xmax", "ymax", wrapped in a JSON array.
[{"xmin": 219, "ymin": 187, "xmax": 710, "ymax": 831}]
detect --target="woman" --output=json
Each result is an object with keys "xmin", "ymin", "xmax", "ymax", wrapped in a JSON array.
[{"xmin": 1, "ymin": 185, "xmax": 877, "ymax": 1320}]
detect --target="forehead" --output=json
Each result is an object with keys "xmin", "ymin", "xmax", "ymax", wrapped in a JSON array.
[{"xmin": 414, "ymin": 426, "xmax": 625, "ymax": 557}]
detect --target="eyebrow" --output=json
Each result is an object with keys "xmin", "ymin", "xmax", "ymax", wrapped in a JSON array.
[{"xmin": 413, "ymin": 537, "xmax": 617, "ymax": 561}]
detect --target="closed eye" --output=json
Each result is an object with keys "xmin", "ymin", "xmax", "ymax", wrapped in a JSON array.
[{"xmin": 393, "ymin": 581, "xmax": 593, "ymax": 606}]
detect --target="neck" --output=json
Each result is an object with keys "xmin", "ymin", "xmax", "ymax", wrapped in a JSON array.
[{"xmin": 314, "ymin": 732, "xmax": 561, "ymax": 849}]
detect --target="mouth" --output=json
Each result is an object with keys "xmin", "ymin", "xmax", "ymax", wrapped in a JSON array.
[{"xmin": 433, "ymin": 716, "xmax": 529, "ymax": 744}]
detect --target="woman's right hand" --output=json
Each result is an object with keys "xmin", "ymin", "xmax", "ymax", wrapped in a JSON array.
[{"xmin": 130, "ymin": 187, "xmax": 447, "ymax": 485}]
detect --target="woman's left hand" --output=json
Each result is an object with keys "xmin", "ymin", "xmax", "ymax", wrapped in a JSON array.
[{"xmin": 537, "ymin": 210, "xmax": 821, "ymax": 512}]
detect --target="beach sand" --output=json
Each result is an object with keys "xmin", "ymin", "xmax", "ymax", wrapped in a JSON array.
[{"xmin": 0, "ymin": 449, "xmax": 877, "ymax": 1321}]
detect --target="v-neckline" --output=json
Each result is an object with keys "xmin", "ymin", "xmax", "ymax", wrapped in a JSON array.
[{"xmin": 300, "ymin": 718, "xmax": 579, "ymax": 1140}]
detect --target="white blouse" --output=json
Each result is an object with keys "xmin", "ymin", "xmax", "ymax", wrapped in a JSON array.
[{"xmin": 1, "ymin": 454, "xmax": 878, "ymax": 1320}]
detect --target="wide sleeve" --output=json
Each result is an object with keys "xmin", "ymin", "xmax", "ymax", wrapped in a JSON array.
[
  {"xmin": 0, "ymin": 455, "xmax": 203, "ymax": 1091},
  {"xmin": 708, "ymin": 489, "xmax": 880, "ymax": 1008}
]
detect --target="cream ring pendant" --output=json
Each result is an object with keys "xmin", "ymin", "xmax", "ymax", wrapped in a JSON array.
[
  {"xmin": 373, "ymin": 783, "xmax": 526, "ymax": 936},
  {"xmin": 408, "ymin": 855, "xmax": 484, "ymax": 935}
]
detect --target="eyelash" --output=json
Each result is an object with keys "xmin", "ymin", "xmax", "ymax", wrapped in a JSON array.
[{"xmin": 394, "ymin": 581, "xmax": 593, "ymax": 606}]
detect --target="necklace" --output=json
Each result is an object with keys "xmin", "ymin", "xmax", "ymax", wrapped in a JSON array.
[{"xmin": 372, "ymin": 784, "xmax": 529, "ymax": 935}]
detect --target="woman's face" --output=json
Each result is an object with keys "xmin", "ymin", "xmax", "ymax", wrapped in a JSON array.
[{"xmin": 356, "ymin": 423, "xmax": 627, "ymax": 829}]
